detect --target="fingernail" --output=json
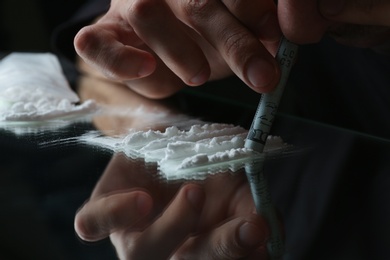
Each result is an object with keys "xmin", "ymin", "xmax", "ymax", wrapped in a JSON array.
[
  {"xmin": 257, "ymin": 13, "xmax": 282, "ymax": 42},
  {"xmin": 319, "ymin": 0, "xmax": 345, "ymax": 16},
  {"xmin": 246, "ymin": 57, "xmax": 277, "ymax": 91},
  {"xmin": 189, "ymin": 67, "xmax": 209, "ymax": 86},
  {"xmin": 138, "ymin": 59, "xmax": 155, "ymax": 77},
  {"xmin": 136, "ymin": 194, "xmax": 152, "ymax": 216},
  {"xmin": 238, "ymin": 222, "xmax": 264, "ymax": 249},
  {"xmin": 186, "ymin": 186, "xmax": 205, "ymax": 211}
]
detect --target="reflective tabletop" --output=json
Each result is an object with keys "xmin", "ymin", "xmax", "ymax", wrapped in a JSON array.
[{"xmin": 1, "ymin": 70, "xmax": 390, "ymax": 260}]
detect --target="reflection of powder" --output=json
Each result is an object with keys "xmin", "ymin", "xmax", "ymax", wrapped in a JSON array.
[
  {"xmin": 0, "ymin": 53, "xmax": 97, "ymax": 122},
  {"xmin": 81, "ymin": 123, "xmax": 290, "ymax": 180}
]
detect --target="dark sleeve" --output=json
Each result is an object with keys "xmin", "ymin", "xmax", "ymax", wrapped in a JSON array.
[{"xmin": 50, "ymin": 0, "xmax": 110, "ymax": 62}]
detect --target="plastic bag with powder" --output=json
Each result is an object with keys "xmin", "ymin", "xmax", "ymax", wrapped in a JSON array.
[{"xmin": 0, "ymin": 52, "xmax": 96, "ymax": 121}]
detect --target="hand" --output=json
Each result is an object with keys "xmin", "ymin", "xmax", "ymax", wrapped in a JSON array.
[
  {"xmin": 74, "ymin": 0, "xmax": 282, "ymax": 99},
  {"xmin": 74, "ymin": 153, "xmax": 272, "ymax": 259},
  {"xmin": 278, "ymin": 0, "xmax": 390, "ymax": 47}
]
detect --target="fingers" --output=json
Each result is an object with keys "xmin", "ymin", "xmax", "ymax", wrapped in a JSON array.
[
  {"xmin": 166, "ymin": 0, "xmax": 280, "ymax": 93},
  {"xmin": 318, "ymin": 0, "xmax": 390, "ymax": 26},
  {"xmin": 124, "ymin": 0, "xmax": 211, "ymax": 86},
  {"xmin": 278, "ymin": 0, "xmax": 330, "ymax": 44},
  {"xmin": 118, "ymin": 184, "xmax": 205, "ymax": 260},
  {"xmin": 124, "ymin": 51, "xmax": 189, "ymax": 99},
  {"xmin": 74, "ymin": 191, "xmax": 153, "ymax": 242},
  {"xmin": 278, "ymin": 0, "xmax": 390, "ymax": 47},
  {"xmin": 221, "ymin": 0, "xmax": 281, "ymax": 44},
  {"xmin": 74, "ymin": 23, "xmax": 157, "ymax": 80},
  {"xmin": 76, "ymin": 0, "xmax": 283, "ymax": 95},
  {"xmin": 172, "ymin": 214, "xmax": 270, "ymax": 260}
]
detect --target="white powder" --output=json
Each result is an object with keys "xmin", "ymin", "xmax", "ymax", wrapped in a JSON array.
[
  {"xmin": 0, "ymin": 52, "xmax": 98, "ymax": 122},
  {"xmin": 81, "ymin": 123, "xmax": 290, "ymax": 180},
  {"xmin": 123, "ymin": 124, "xmax": 247, "ymax": 157}
]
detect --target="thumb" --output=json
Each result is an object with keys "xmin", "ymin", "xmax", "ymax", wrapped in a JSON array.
[{"xmin": 318, "ymin": 0, "xmax": 390, "ymax": 26}]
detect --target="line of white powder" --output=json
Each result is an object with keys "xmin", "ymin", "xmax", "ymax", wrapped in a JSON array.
[{"xmin": 80, "ymin": 124, "xmax": 290, "ymax": 180}]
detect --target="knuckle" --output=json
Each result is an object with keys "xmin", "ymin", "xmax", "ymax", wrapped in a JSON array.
[
  {"xmin": 74, "ymin": 26, "xmax": 99, "ymax": 53},
  {"xmin": 222, "ymin": 29, "xmax": 251, "ymax": 58},
  {"xmin": 211, "ymin": 242, "xmax": 237, "ymax": 260},
  {"xmin": 181, "ymin": 0, "xmax": 213, "ymax": 22},
  {"xmin": 74, "ymin": 207, "xmax": 102, "ymax": 240},
  {"xmin": 128, "ymin": 0, "xmax": 159, "ymax": 21},
  {"xmin": 74, "ymin": 29, "xmax": 125, "ymax": 80},
  {"xmin": 74, "ymin": 212, "xmax": 90, "ymax": 238}
]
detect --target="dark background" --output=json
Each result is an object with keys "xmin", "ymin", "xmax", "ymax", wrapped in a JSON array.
[
  {"xmin": 0, "ymin": 0, "xmax": 87, "ymax": 52},
  {"xmin": 0, "ymin": 2, "xmax": 117, "ymax": 259}
]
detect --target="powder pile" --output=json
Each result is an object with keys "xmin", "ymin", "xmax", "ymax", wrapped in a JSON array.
[
  {"xmin": 0, "ymin": 52, "xmax": 97, "ymax": 122},
  {"xmin": 81, "ymin": 123, "xmax": 290, "ymax": 180}
]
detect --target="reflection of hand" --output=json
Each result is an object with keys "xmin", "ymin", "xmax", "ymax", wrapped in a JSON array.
[
  {"xmin": 74, "ymin": 0, "xmax": 282, "ymax": 99},
  {"xmin": 279, "ymin": 0, "xmax": 390, "ymax": 48},
  {"xmin": 75, "ymin": 153, "xmax": 272, "ymax": 259}
]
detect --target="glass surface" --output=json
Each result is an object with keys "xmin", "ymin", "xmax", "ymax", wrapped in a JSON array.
[{"xmin": 1, "ymin": 73, "xmax": 390, "ymax": 260}]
